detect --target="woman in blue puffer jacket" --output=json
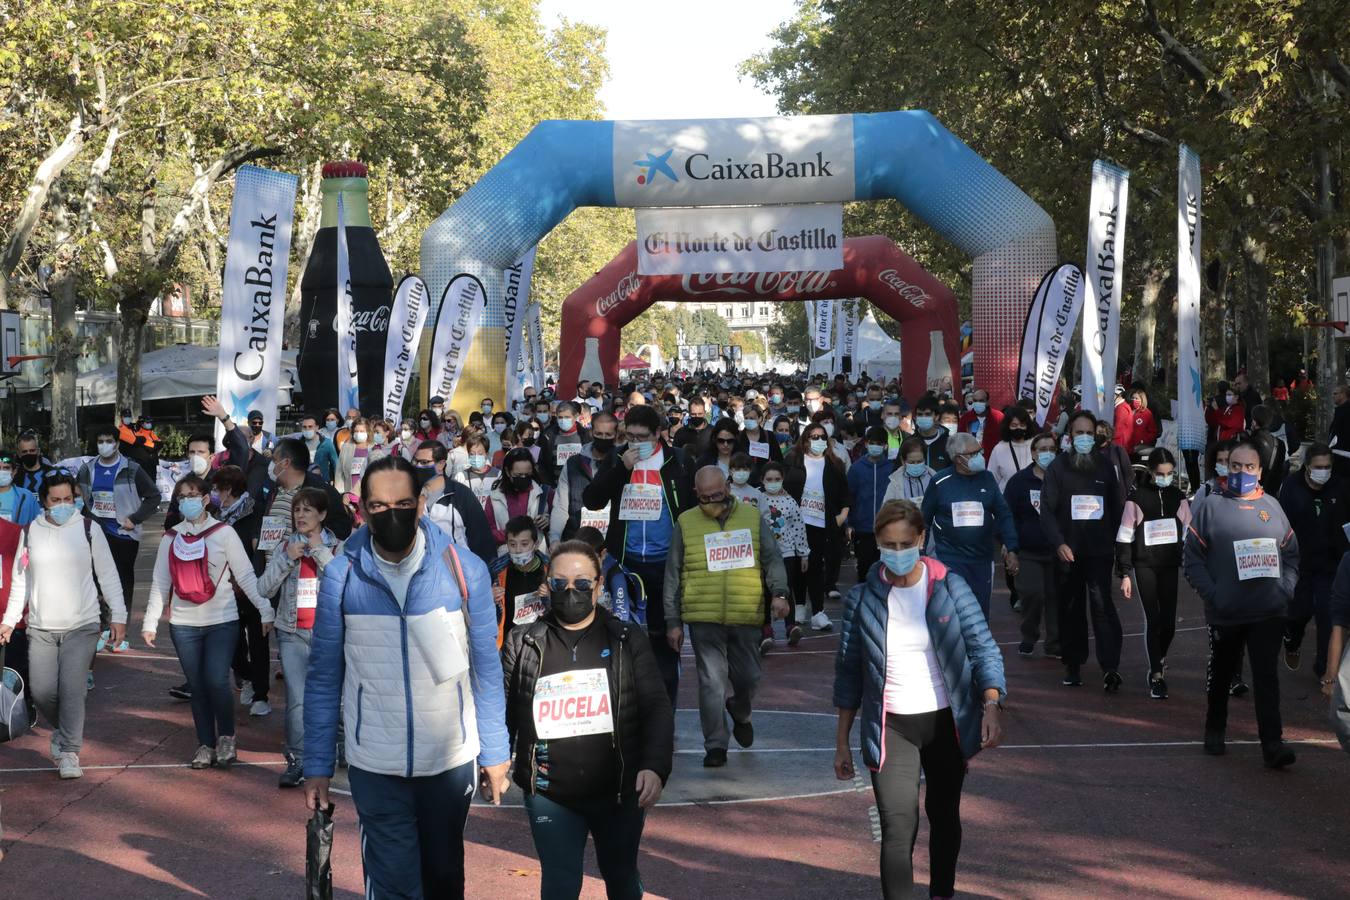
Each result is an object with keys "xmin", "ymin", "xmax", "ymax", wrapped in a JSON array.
[{"xmin": 833, "ymin": 499, "xmax": 1006, "ymax": 900}]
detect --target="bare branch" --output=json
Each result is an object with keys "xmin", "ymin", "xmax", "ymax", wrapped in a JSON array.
[
  {"xmin": 1119, "ymin": 118, "xmax": 1172, "ymax": 147},
  {"xmin": 1140, "ymin": 0, "xmax": 1237, "ymax": 107},
  {"xmin": 153, "ymin": 144, "xmax": 282, "ymax": 271},
  {"xmin": 0, "ymin": 115, "xmax": 86, "ymax": 307}
]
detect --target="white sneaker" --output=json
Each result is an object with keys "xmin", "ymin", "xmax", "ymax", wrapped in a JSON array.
[
  {"xmin": 216, "ymin": 734, "xmax": 237, "ymax": 768},
  {"xmin": 239, "ymin": 683, "xmax": 254, "ymax": 706},
  {"xmin": 828, "ymin": 589, "xmax": 842, "ymax": 601},
  {"xmin": 249, "ymin": 700, "xmax": 272, "ymax": 717},
  {"xmin": 794, "ymin": 604, "xmax": 807, "ymax": 623},
  {"xmin": 57, "ymin": 752, "xmax": 82, "ymax": 779},
  {"xmin": 810, "ymin": 611, "xmax": 833, "ymax": 632}
]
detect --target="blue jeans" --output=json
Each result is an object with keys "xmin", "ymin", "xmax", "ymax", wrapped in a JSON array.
[
  {"xmin": 523, "ymin": 791, "xmax": 646, "ymax": 900},
  {"xmin": 347, "ymin": 762, "xmax": 474, "ymax": 899},
  {"xmin": 940, "ymin": 557, "xmax": 993, "ymax": 622},
  {"xmin": 170, "ymin": 621, "xmax": 237, "ymax": 747},
  {"xmin": 276, "ymin": 628, "xmax": 311, "ymax": 760}
]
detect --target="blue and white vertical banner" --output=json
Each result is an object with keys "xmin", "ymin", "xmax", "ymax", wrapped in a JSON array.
[
  {"xmin": 1177, "ymin": 145, "xmax": 1204, "ymax": 451},
  {"xmin": 503, "ymin": 247, "xmax": 538, "ymax": 402},
  {"xmin": 527, "ymin": 301, "xmax": 545, "ymax": 391},
  {"xmin": 1080, "ymin": 161, "xmax": 1129, "ymax": 418},
  {"xmin": 215, "ymin": 165, "xmax": 297, "ymax": 446},
  {"xmin": 429, "ymin": 272, "xmax": 487, "ymax": 406},
  {"xmin": 812, "ymin": 299, "xmax": 835, "ymax": 351},
  {"xmin": 382, "ymin": 275, "xmax": 429, "ymax": 424},
  {"xmin": 335, "ymin": 195, "xmax": 360, "ymax": 413}
]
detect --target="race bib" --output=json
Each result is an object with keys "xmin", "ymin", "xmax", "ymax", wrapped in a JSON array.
[
  {"xmin": 1143, "ymin": 519, "xmax": 1178, "ymax": 546},
  {"xmin": 619, "ymin": 483, "xmax": 663, "ymax": 521},
  {"xmin": 1234, "ymin": 538, "xmax": 1280, "ymax": 581},
  {"xmin": 704, "ymin": 528, "xmax": 755, "ymax": 571},
  {"xmin": 1070, "ymin": 495, "xmax": 1104, "ymax": 521},
  {"xmin": 748, "ymin": 441, "xmax": 770, "ymax": 460},
  {"xmin": 92, "ymin": 490, "xmax": 117, "ymax": 519},
  {"xmin": 351, "ymin": 455, "xmax": 368, "ymax": 479},
  {"xmin": 533, "ymin": 668, "xmax": 614, "ymax": 739},
  {"xmin": 556, "ymin": 444, "xmax": 581, "ymax": 466},
  {"xmin": 1029, "ymin": 489, "xmax": 1041, "ymax": 513},
  {"xmin": 580, "ymin": 503, "xmax": 611, "ymax": 534},
  {"xmin": 258, "ymin": 515, "xmax": 288, "ymax": 552},
  {"xmin": 296, "ymin": 576, "xmax": 319, "ymax": 610},
  {"xmin": 951, "ymin": 501, "xmax": 984, "ymax": 528},
  {"xmin": 513, "ymin": 592, "xmax": 547, "ymax": 626},
  {"xmin": 800, "ymin": 488, "xmax": 827, "ymax": 527},
  {"xmin": 171, "ymin": 532, "xmax": 207, "ymax": 561}
]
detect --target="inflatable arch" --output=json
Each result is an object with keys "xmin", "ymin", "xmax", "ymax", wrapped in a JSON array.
[
  {"xmin": 420, "ymin": 111, "xmax": 1055, "ymax": 411},
  {"xmin": 558, "ymin": 236, "xmax": 962, "ymax": 395}
]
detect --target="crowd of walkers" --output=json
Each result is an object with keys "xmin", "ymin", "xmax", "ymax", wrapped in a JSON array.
[{"xmin": 0, "ymin": 366, "xmax": 1345, "ymax": 898}]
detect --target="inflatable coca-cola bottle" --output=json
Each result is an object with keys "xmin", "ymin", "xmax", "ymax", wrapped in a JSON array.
[{"xmin": 297, "ymin": 161, "xmax": 393, "ymax": 415}]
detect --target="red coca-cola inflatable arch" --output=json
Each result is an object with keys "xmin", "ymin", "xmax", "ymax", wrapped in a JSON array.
[{"xmin": 558, "ymin": 235, "xmax": 961, "ymax": 398}]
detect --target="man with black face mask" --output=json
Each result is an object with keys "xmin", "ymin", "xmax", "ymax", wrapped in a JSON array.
[
  {"xmin": 663, "ymin": 466, "xmax": 790, "ymax": 768},
  {"xmin": 550, "ymin": 412, "xmax": 618, "ymax": 544},
  {"xmin": 303, "ymin": 455, "xmax": 511, "ymax": 896},
  {"xmin": 14, "ymin": 433, "xmax": 56, "ymax": 495}
]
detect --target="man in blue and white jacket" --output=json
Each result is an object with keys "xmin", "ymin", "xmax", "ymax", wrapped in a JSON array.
[{"xmin": 303, "ymin": 455, "xmax": 510, "ymax": 897}]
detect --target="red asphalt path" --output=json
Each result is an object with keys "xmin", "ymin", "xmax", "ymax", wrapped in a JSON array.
[{"xmin": 2, "ymin": 520, "xmax": 1349, "ymax": 898}]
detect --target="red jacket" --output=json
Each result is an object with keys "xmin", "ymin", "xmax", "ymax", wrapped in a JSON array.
[
  {"xmin": 1206, "ymin": 402, "xmax": 1245, "ymax": 441},
  {"xmin": 1128, "ymin": 405, "xmax": 1159, "ymax": 450},
  {"xmin": 958, "ymin": 408, "xmax": 1003, "ymax": 459},
  {"xmin": 0, "ymin": 518, "xmax": 25, "ymax": 628},
  {"xmin": 1111, "ymin": 399, "xmax": 1135, "ymax": 450}
]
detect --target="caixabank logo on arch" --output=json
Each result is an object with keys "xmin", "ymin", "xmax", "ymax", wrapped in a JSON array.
[{"xmin": 614, "ymin": 115, "xmax": 857, "ymax": 207}]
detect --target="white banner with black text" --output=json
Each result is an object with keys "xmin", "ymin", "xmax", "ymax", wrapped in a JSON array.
[
  {"xmin": 527, "ymin": 301, "xmax": 545, "ymax": 392},
  {"xmin": 382, "ymin": 275, "xmax": 429, "ymax": 424},
  {"xmin": 1080, "ymin": 160, "xmax": 1130, "ymax": 418},
  {"xmin": 636, "ymin": 203, "xmax": 843, "ymax": 276},
  {"xmin": 812, "ymin": 299, "xmax": 835, "ymax": 351},
  {"xmin": 428, "ymin": 273, "xmax": 487, "ymax": 407},
  {"xmin": 503, "ymin": 247, "xmax": 538, "ymax": 402},
  {"xmin": 335, "ymin": 195, "xmax": 360, "ymax": 413},
  {"xmin": 1177, "ymin": 145, "xmax": 1205, "ymax": 451},
  {"xmin": 1017, "ymin": 263, "xmax": 1085, "ymax": 427}
]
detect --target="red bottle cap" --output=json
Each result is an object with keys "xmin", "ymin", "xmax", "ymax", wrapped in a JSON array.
[{"xmin": 322, "ymin": 160, "xmax": 368, "ymax": 178}]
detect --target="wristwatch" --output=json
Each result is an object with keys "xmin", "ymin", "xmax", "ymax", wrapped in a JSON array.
[{"xmin": 983, "ymin": 698, "xmax": 1005, "ymax": 711}]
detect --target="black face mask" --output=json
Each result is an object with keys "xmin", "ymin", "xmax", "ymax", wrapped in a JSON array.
[
  {"xmin": 591, "ymin": 436, "xmax": 615, "ymax": 454},
  {"xmin": 522, "ymin": 436, "xmax": 536, "ymax": 447},
  {"xmin": 368, "ymin": 507, "xmax": 418, "ymax": 553},
  {"xmin": 550, "ymin": 587, "xmax": 594, "ymax": 625},
  {"xmin": 687, "ymin": 417, "xmax": 706, "ymax": 429},
  {"xmin": 1006, "ymin": 428, "xmax": 1028, "ymax": 440},
  {"xmin": 413, "ymin": 467, "xmax": 437, "ymax": 491},
  {"xmin": 509, "ymin": 474, "xmax": 534, "ymax": 493},
  {"xmin": 19, "ymin": 454, "xmax": 38, "ymax": 469}
]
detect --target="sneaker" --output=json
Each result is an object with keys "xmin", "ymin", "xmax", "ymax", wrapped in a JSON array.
[
  {"xmin": 249, "ymin": 700, "xmax": 272, "ymax": 717},
  {"xmin": 1103, "ymin": 670, "xmax": 1123, "ymax": 694},
  {"xmin": 1229, "ymin": 677, "xmax": 1250, "ymax": 697},
  {"xmin": 1149, "ymin": 675, "xmax": 1168, "ymax": 700},
  {"xmin": 216, "ymin": 734, "xmax": 237, "ymax": 768},
  {"xmin": 727, "ymin": 702, "xmax": 753, "ymax": 748},
  {"xmin": 1283, "ymin": 642, "xmax": 1301, "ymax": 672},
  {"xmin": 1203, "ymin": 730, "xmax": 1226, "ymax": 756},
  {"xmin": 240, "ymin": 683, "xmax": 254, "ymax": 706},
  {"xmin": 758, "ymin": 636, "xmax": 773, "ymax": 656},
  {"xmin": 1062, "ymin": 666, "xmax": 1083, "ymax": 687},
  {"xmin": 1018, "ymin": 642, "xmax": 1034, "ymax": 657},
  {"xmin": 702, "ymin": 748, "xmax": 728, "ymax": 768},
  {"xmin": 794, "ymin": 604, "xmax": 807, "ymax": 623},
  {"xmin": 828, "ymin": 589, "xmax": 842, "ymax": 601},
  {"xmin": 168, "ymin": 682, "xmax": 192, "ymax": 701},
  {"xmin": 787, "ymin": 625, "xmax": 803, "ymax": 647},
  {"xmin": 810, "ymin": 611, "xmax": 833, "ymax": 632},
  {"xmin": 96, "ymin": 631, "xmax": 108, "ymax": 653},
  {"xmin": 86, "ymin": 671, "xmax": 94, "ymax": 692},
  {"xmin": 108, "ymin": 640, "xmax": 129, "ymax": 653},
  {"xmin": 278, "ymin": 756, "xmax": 305, "ymax": 788},
  {"xmin": 1262, "ymin": 741, "xmax": 1296, "ymax": 769},
  {"xmin": 57, "ymin": 752, "xmax": 82, "ymax": 779},
  {"xmin": 190, "ymin": 745, "xmax": 216, "ymax": 769},
  {"xmin": 1045, "ymin": 648, "xmax": 1062, "ymax": 660}
]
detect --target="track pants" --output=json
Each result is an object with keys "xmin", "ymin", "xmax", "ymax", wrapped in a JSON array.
[
  {"xmin": 627, "ymin": 558, "xmax": 679, "ymax": 706},
  {"xmin": 1057, "ymin": 555, "xmax": 1121, "ymax": 672},
  {"xmin": 805, "ymin": 524, "xmax": 841, "ymax": 615},
  {"xmin": 1132, "ymin": 565, "xmax": 1179, "ymax": 676},
  {"xmin": 1013, "ymin": 556, "xmax": 1059, "ymax": 655},
  {"xmin": 1206, "ymin": 617, "xmax": 1284, "ymax": 744},
  {"xmin": 28, "ymin": 623, "xmax": 100, "ymax": 755},
  {"xmin": 523, "ymin": 791, "xmax": 646, "ymax": 900},
  {"xmin": 1285, "ymin": 569, "xmax": 1334, "ymax": 676}
]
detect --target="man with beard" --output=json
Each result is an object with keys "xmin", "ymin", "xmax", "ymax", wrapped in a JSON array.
[
  {"xmin": 550, "ymin": 412, "xmax": 618, "ymax": 544},
  {"xmin": 1040, "ymin": 410, "xmax": 1124, "ymax": 691}
]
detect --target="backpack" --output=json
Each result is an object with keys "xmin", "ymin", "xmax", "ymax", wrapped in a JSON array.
[
  {"xmin": 167, "ymin": 522, "xmax": 229, "ymax": 603},
  {"xmin": 0, "ymin": 646, "xmax": 30, "ymax": 743}
]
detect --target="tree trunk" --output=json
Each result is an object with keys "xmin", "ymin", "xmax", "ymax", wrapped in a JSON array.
[
  {"xmin": 116, "ymin": 299, "xmax": 150, "ymax": 416},
  {"xmin": 1316, "ymin": 147, "xmax": 1339, "ymax": 436},
  {"xmin": 286, "ymin": 161, "xmax": 323, "ymax": 347},
  {"xmin": 1159, "ymin": 275, "xmax": 1178, "ymax": 397},
  {"xmin": 1203, "ymin": 260, "xmax": 1229, "ymax": 384},
  {"xmin": 0, "ymin": 115, "xmax": 86, "ymax": 309},
  {"xmin": 1133, "ymin": 261, "xmax": 1164, "ymax": 384},
  {"xmin": 1240, "ymin": 236, "xmax": 1272, "ymax": 401},
  {"xmin": 49, "ymin": 271, "xmax": 80, "ymax": 458}
]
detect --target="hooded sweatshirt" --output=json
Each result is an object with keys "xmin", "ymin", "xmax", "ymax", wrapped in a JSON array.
[
  {"xmin": 1183, "ymin": 487, "xmax": 1299, "ymax": 627},
  {"xmin": 3, "ymin": 512, "xmax": 126, "ymax": 631}
]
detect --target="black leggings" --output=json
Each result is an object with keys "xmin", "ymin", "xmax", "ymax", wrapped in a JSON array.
[
  {"xmin": 1132, "ymin": 566, "xmax": 1178, "ymax": 676},
  {"xmin": 805, "ymin": 524, "xmax": 840, "ymax": 614},
  {"xmin": 871, "ymin": 708, "xmax": 967, "ymax": 900},
  {"xmin": 231, "ymin": 594, "xmax": 270, "ymax": 702}
]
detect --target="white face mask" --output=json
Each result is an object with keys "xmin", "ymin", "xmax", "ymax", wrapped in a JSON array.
[
  {"xmin": 97, "ymin": 441, "xmax": 117, "ymax": 459},
  {"xmin": 189, "ymin": 454, "xmax": 210, "ymax": 476},
  {"xmin": 1310, "ymin": 467, "xmax": 1332, "ymax": 485},
  {"xmin": 353, "ymin": 431, "xmax": 368, "ymax": 444},
  {"xmin": 401, "ymin": 429, "xmax": 413, "ymax": 442}
]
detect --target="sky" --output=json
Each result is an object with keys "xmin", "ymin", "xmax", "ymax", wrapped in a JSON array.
[{"xmin": 537, "ymin": 0, "xmax": 800, "ymax": 121}]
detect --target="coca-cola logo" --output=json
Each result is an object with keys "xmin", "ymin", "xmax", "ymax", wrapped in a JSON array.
[
  {"xmin": 877, "ymin": 269, "xmax": 930, "ymax": 308},
  {"xmin": 595, "ymin": 272, "xmax": 642, "ymax": 317},
  {"xmin": 330, "ymin": 305, "xmax": 391, "ymax": 334},
  {"xmin": 677, "ymin": 270, "xmax": 834, "ymax": 298}
]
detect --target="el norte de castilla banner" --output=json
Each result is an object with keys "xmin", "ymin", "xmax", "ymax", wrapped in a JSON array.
[
  {"xmin": 1018, "ymin": 263, "xmax": 1085, "ymax": 427},
  {"xmin": 382, "ymin": 275, "xmax": 429, "ymax": 425}
]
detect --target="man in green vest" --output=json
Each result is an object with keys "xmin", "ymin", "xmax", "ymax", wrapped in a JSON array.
[{"xmin": 664, "ymin": 466, "xmax": 790, "ymax": 768}]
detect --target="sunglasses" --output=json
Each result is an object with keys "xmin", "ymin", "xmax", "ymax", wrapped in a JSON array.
[
  {"xmin": 548, "ymin": 577, "xmax": 594, "ymax": 593},
  {"xmin": 716, "ymin": 437, "xmax": 736, "ymax": 445},
  {"xmin": 698, "ymin": 494, "xmax": 728, "ymax": 504}
]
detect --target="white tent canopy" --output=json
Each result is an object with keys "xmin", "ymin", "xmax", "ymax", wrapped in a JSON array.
[
  {"xmin": 809, "ymin": 313, "xmax": 901, "ymax": 379},
  {"xmin": 75, "ymin": 343, "xmax": 297, "ymax": 405}
]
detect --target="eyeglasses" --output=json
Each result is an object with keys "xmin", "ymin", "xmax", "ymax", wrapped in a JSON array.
[
  {"xmin": 548, "ymin": 577, "xmax": 594, "ymax": 593},
  {"xmin": 365, "ymin": 499, "xmax": 417, "ymax": 514},
  {"xmin": 698, "ymin": 493, "xmax": 728, "ymax": 504}
]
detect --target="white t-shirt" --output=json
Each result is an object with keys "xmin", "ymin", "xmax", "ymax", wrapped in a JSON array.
[{"xmin": 882, "ymin": 567, "xmax": 950, "ymax": 715}]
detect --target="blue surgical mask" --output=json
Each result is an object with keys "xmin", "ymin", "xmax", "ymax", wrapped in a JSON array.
[
  {"xmin": 944, "ymin": 422, "xmax": 958, "ymax": 436},
  {"xmin": 178, "ymin": 497, "xmax": 205, "ymax": 520},
  {"xmin": 866, "ymin": 443, "xmax": 886, "ymax": 459},
  {"xmin": 0, "ymin": 471, "xmax": 12, "ymax": 488},
  {"xmin": 1155, "ymin": 473, "xmax": 1174, "ymax": 488},
  {"xmin": 1036, "ymin": 451, "xmax": 1056, "ymax": 470},
  {"xmin": 775, "ymin": 432, "xmax": 793, "ymax": 444},
  {"xmin": 536, "ymin": 412, "xmax": 551, "ymax": 425},
  {"xmin": 905, "ymin": 461, "xmax": 927, "ymax": 477},
  {"xmin": 48, "ymin": 502, "xmax": 77, "ymax": 525},
  {"xmin": 1072, "ymin": 434, "xmax": 1096, "ymax": 455},
  {"xmin": 302, "ymin": 428, "xmax": 316, "ymax": 440},
  {"xmin": 786, "ymin": 404, "xmax": 801, "ymax": 415},
  {"xmin": 468, "ymin": 453, "xmax": 487, "ymax": 469},
  {"xmin": 557, "ymin": 417, "xmax": 574, "ymax": 431},
  {"xmin": 880, "ymin": 546, "xmax": 921, "ymax": 578},
  {"xmin": 731, "ymin": 470, "xmax": 750, "ymax": 485},
  {"xmin": 809, "ymin": 438, "xmax": 828, "ymax": 455},
  {"xmin": 1228, "ymin": 470, "xmax": 1258, "ymax": 495},
  {"xmin": 1214, "ymin": 463, "xmax": 1229, "ymax": 478},
  {"xmin": 868, "ymin": 400, "xmax": 882, "ymax": 411},
  {"xmin": 972, "ymin": 401, "xmax": 987, "ymax": 415},
  {"xmin": 915, "ymin": 415, "xmax": 934, "ymax": 431},
  {"xmin": 633, "ymin": 440, "xmax": 654, "ymax": 460},
  {"xmin": 965, "ymin": 454, "xmax": 986, "ymax": 473}
]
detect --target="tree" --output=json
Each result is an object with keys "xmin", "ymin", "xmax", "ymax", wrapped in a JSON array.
[{"xmin": 767, "ymin": 302, "xmax": 814, "ymax": 365}]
